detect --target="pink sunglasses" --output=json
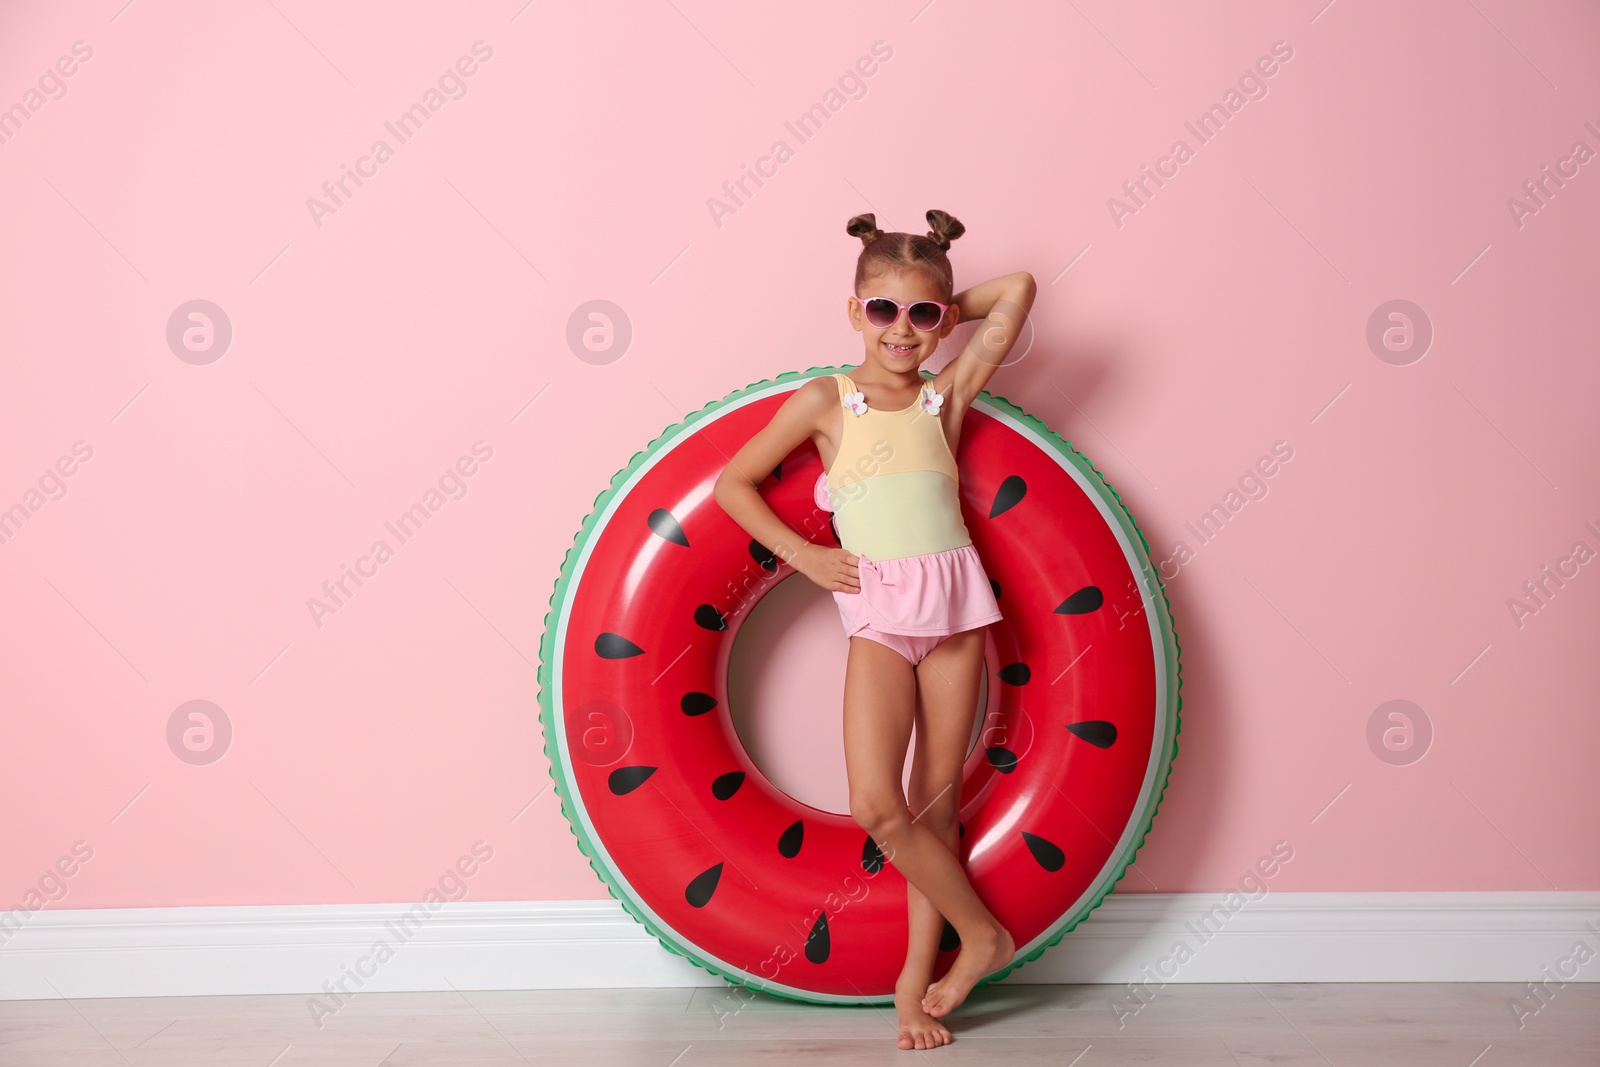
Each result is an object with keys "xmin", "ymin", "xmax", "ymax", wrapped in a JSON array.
[{"xmin": 850, "ymin": 294, "xmax": 953, "ymax": 333}]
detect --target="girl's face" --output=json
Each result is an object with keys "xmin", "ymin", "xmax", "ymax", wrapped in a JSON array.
[{"xmin": 846, "ymin": 269, "xmax": 958, "ymax": 372}]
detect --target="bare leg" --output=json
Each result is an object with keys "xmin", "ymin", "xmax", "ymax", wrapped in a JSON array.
[
  {"xmin": 839, "ymin": 637, "xmax": 942, "ymax": 1050},
  {"xmin": 892, "ymin": 648, "xmax": 975, "ymax": 1048},
  {"xmin": 842, "ymin": 633, "xmax": 1013, "ymax": 1039},
  {"xmin": 894, "ymin": 827, "xmax": 958, "ymax": 1048},
  {"xmin": 913, "ymin": 629, "xmax": 1014, "ymax": 1018}
]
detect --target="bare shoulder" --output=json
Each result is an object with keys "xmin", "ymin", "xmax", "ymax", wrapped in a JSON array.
[
  {"xmin": 800, "ymin": 373, "xmax": 839, "ymax": 401},
  {"xmin": 741, "ymin": 374, "xmax": 836, "ymax": 449},
  {"xmin": 786, "ymin": 374, "xmax": 838, "ymax": 423},
  {"xmin": 719, "ymin": 375, "xmax": 842, "ymax": 491}
]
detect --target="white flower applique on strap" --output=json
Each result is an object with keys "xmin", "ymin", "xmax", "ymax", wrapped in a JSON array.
[
  {"xmin": 918, "ymin": 382, "xmax": 945, "ymax": 416},
  {"xmin": 842, "ymin": 389, "xmax": 868, "ymax": 416}
]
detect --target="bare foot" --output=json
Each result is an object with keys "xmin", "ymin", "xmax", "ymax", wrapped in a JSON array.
[
  {"xmin": 894, "ymin": 981, "xmax": 952, "ymax": 1050},
  {"xmin": 920, "ymin": 924, "xmax": 1014, "ymax": 1018}
]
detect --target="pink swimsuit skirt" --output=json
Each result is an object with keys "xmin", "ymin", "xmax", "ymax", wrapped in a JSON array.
[{"xmin": 814, "ymin": 472, "xmax": 1003, "ymax": 639}]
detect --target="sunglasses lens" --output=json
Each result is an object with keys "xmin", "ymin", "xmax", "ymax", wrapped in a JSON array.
[
  {"xmin": 908, "ymin": 302, "xmax": 944, "ymax": 331},
  {"xmin": 863, "ymin": 298, "xmax": 899, "ymax": 328}
]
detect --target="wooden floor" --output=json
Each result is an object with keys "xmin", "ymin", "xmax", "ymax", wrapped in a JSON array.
[{"xmin": 1, "ymin": 983, "xmax": 1596, "ymax": 1065}]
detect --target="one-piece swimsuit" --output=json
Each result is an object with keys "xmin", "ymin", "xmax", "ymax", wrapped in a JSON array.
[{"xmin": 813, "ymin": 371, "xmax": 1003, "ymax": 664}]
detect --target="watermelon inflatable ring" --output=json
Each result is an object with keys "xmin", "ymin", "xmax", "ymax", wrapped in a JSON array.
[{"xmin": 536, "ymin": 364, "xmax": 1182, "ymax": 1005}]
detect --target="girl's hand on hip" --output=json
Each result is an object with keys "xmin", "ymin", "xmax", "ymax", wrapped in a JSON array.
[{"xmin": 793, "ymin": 543, "xmax": 859, "ymax": 593}]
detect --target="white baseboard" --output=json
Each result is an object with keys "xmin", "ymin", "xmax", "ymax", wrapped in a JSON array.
[{"xmin": 1, "ymin": 893, "xmax": 1596, "ymax": 1000}]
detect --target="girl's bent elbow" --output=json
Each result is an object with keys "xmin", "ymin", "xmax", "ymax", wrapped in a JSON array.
[{"xmin": 713, "ymin": 469, "xmax": 744, "ymax": 505}]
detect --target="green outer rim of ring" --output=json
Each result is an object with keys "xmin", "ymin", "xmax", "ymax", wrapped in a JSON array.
[{"xmin": 535, "ymin": 364, "xmax": 1184, "ymax": 1007}]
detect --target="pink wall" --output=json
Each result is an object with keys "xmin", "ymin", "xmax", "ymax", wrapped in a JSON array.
[{"xmin": 2, "ymin": 1, "xmax": 1596, "ymax": 916}]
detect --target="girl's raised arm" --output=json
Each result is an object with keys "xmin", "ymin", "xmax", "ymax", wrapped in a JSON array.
[{"xmin": 942, "ymin": 271, "xmax": 1037, "ymax": 409}]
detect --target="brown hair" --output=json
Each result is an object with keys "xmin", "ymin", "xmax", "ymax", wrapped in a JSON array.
[{"xmin": 846, "ymin": 209, "xmax": 965, "ymax": 301}]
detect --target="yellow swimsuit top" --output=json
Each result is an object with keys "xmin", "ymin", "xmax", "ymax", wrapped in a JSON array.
[{"xmin": 824, "ymin": 371, "xmax": 973, "ymax": 562}]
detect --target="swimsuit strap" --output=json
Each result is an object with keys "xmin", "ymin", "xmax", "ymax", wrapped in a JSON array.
[{"xmin": 833, "ymin": 371, "xmax": 942, "ymax": 415}]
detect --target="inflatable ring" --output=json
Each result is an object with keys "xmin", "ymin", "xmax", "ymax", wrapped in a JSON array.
[{"xmin": 537, "ymin": 364, "xmax": 1182, "ymax": 1005}]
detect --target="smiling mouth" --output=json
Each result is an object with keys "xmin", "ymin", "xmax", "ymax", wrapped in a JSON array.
[{"xmin": 883, "ymin": 342, "xmax": 916, "ymax": 356}]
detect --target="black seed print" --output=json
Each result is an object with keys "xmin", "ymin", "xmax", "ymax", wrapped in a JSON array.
[
  {"xmin": 770, "ymin": 461, "xmax": 783, "ymax": 481},
  {"xmin": 861, "ymin": 834, "xmax": 885, "ymax": 874},
  {"xmin": 608, "ymin": 766, "xmax": 657, "ymax": 795},
  {"xmin": 711, "ymin": 771, "xmax": 745, "ymax": 800},
  {"xmin": 694, "ymin": 604, "xmax": 728, "ymax": 631},
  {"xmin": 989, "ymin": 475, "xmax": 1027, "ymax": 518},
  {"xmin": 647, "ymin": 508, "xmax": 689, "ymax": 547},
  {"xmin": 940, "ymin": 920, "xmax": 961, "ymax": 953},
  {"xmin": 681, "ymin": 692, "xmax": 718, "ymax": 716},
  {"xmin": 986, "ymin": 747, "xmax": 1019, "ymax": 774},
  {"xmin": 595, "ymin": 632, "xmax": 645, "ymax": 659},
  {"xmin": 749, "ymin": 539, "xmax": 778, "ymax": 574},
  {"xmin": 805, "ymin": 911, "xmax": 831, "ymax": 964},
  {"xmin": 1022, "ymin": 830, "xmax": 1066, "ymax": 872},
  {"xmin": 1066, "ymin": 720, "xmax": 1118, "ymax": 749},
  {"xmin": 828, "ymin": 515, "xmax": 840, "ymax": 543},
  {"xmin": 958, "ymin": 820, "xmax": 965, "ymax": 840},
  {"xmin": 778, "ymin": 820, "xmax": 804, "ymax": 858},
  {"xmin": 1055, "ymin": 586, "xmax": 1104, "ymax": 614},
  {"xmin": 990, "ymin": 577, "xmax": 1001, "ymax": 600},
  {"xmin": 998, "ymin": 662, "xmax": 1031, "ymax": 686},
  {"xmin": 685, "ymin": 863, "xmax": 723, "ymax": 908}
]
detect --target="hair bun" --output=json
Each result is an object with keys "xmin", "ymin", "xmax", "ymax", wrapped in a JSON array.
[
  {"xmin": 846, "ymin": 213, "xmax": 884, "ymax": 247},
  {"xmin": 924, "ymin": 208, "xmax": 965, "ymax": 252}
]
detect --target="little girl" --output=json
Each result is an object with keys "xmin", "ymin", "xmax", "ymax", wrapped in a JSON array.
[{"xmin": 714, "ymin": 209, "xmax": 1036, "ymax": 1051}]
